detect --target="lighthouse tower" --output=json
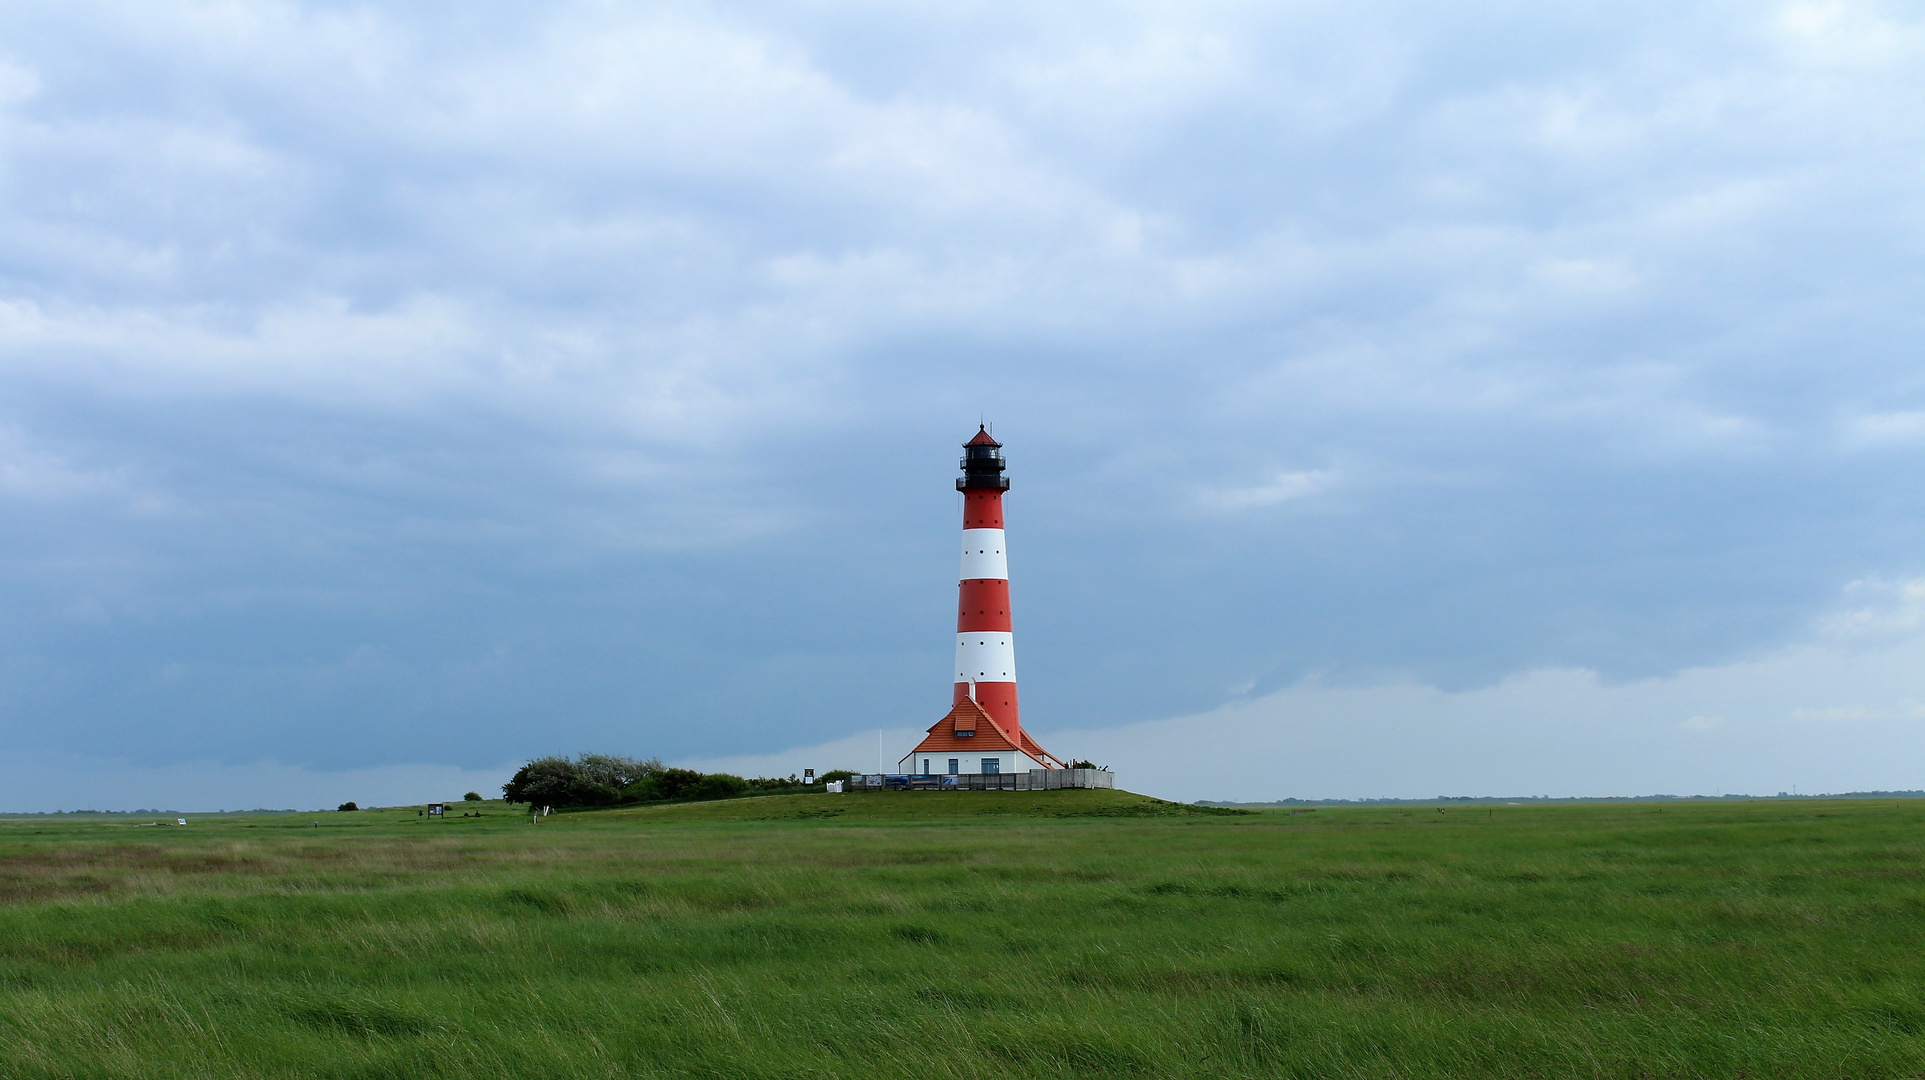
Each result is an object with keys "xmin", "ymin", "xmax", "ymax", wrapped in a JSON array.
[
  {"xmin": 900, "ymin": 427, "xmax": 1064, "ymax": 776},
  {"xmin": 954, "ymin": 426, "xmax": 1020, "ymax": 735}
]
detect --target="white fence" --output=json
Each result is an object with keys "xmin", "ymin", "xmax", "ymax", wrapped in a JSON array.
[{"xmin": 847, "ymin": 768, "xmax": 1114, "ymax": 792}]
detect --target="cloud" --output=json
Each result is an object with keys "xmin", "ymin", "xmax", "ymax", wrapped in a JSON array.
[
  {"xmin": 1818, "ymin": 577, "xmax": 1925, "ymax": 638},
  {"xmin": 1843, "ymin": 411, "xmax": 1925, "ymax": 448},
  {"xmin": 1050, "ymin": 601, "xmax": 1925, "ymax": 802},
  {"xmin": 0, "ymin": 421, "xmax": 128, "ymax": 500},
  {"xmin": 1197, "ymin": 468, "xmax": 1339, "ymax": 510},
  {"xmin": 0, "ymin": 1, "xmax": 1923, "ymax": 806}
]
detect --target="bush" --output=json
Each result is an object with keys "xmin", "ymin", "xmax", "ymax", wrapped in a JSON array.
[
  {"xmin": 695, "ymin": 773, "xmax": 750, "ymax": 800},
  {"xmin": 746, "ymin": 774, "xmax": 808, "ymax": 793},
  {"xmin": 818, "ymin": 770, "xmax": 858, "ymax": 785},
  {"xmin": 337, "ymin": 802, "xmax": 359, "ymax": 812},
  {"xmin": 502, "ymin": 755, "xmax": 764, "ymax": 808},
  {"xmin": 462, "ymin": 792, "xmax": 482, "ymax": 801},
  {"xmin": 631, "ymin": 768, "xmax": 705, "ymax": 802}
]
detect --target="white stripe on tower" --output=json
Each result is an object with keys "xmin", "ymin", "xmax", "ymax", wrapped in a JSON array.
[
  {"xmin": 959, "ymin": 528, "xmax": 1008, "ymax": 580},
  {"xmin": 954, "ymin": 633, "xmax": 1017, "ymax": 682}
]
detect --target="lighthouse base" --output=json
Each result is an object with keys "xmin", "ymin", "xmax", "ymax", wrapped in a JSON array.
[{"xmin": 848, "ymin": 769, "xmax": 1114, "ymax": 792}]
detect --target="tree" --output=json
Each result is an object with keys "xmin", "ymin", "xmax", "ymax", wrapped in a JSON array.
[
  {"xmin": 575, "ymin": 754, "xmax": 662, "ymax": 788},
  {"xmin": 463, "ymin": 791, "xmax": 482, "ymax": 801},
  {"xmin": 501, "ymin": 754, "xmax": 669, "ymax": 808},
  {"xmin": 337, "ymin": 802, "xmax": 359, "ymax": 812},
  {"xmin": 503, "ymin": 756, "xmax": 611, "ymax": 808}
]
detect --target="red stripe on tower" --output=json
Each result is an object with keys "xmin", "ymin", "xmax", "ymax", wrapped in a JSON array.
[{"xmin": 954, "ymin": 425, "xmax": 1020, "ymax": 743}]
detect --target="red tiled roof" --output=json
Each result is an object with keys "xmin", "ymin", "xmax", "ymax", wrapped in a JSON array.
[
  {"xmin": 1019, "ymin": 730, "xmax": 1066, "ymax": 769},
  {"xmin": 965, "ymin": 426, "xmax": 1000, "ymax": 447},
  {"xmin": 905, "ymin": 697, "xmax": 1065, "ymax": 767},
  {"xmin": 907, "ymin": 698, "xmax": 1018, "ymax": 754}
]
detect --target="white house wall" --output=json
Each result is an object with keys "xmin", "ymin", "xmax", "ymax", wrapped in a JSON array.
[{"xmin": 897, "ymin": 750, "xmax": 1042, "ymax": 774}]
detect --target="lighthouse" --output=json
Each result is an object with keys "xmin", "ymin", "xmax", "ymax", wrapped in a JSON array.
[{"xmin": 899, "ymin": 427, "xmax": 1065, "ymax": 776}]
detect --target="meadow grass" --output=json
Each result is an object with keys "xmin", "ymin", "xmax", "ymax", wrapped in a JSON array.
[{"xmin": 4, "ymin": 792, "xmax": 1925, "ymax": 1078}]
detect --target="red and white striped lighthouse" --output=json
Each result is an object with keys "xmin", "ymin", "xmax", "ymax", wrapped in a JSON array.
[
  {"xmin": 954, "ymin": 426, "xmax": 1021, "ymax": 738},
  {"xmin": 901, "ymin": 427, "xmax": 1063, "ymax": 775}
]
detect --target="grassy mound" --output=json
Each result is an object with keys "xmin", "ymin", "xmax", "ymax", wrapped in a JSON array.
[{"xmin": 589, "ymin": 786, "xmax": 1242, "ymax": 821}]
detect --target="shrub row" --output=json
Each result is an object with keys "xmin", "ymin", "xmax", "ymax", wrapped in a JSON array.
[{"xmin": 501, "ymin": 755, "xmax": 855, "ymax": 809}]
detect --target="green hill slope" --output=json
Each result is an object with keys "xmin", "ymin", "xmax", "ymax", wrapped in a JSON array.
[{"xmin": 587, "ymin": 787, "xmax": 1242, "ymax": 821}]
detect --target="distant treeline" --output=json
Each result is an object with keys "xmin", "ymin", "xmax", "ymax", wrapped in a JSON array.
[
  {"xmin": 502, "ymin": 754, "xmax": 856, "ymax": 809},
  {"xmin": 1197, "ymin": 791, "xmax": 1925, "ymax": 807}
]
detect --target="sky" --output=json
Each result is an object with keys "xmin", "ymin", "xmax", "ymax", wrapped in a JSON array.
[{"xmin": 2, "ymin": 0, "xmax": 1923, "ymax": 810}]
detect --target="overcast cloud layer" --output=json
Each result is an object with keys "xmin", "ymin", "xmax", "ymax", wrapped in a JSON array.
[{"xmin": 2, "ymin": 1, "xmax": 1923, "ymax": 809}]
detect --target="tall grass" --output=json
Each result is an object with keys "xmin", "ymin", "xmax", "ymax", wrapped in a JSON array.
[{"xmin": 4, "ymin": 794, "xmax": 1924, "ymax": 1077}]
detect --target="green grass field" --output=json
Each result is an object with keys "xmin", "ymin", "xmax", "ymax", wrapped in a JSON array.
[{"xmin": 5, "ymin": 791, "xmax": 1925, "ymax": 1078}]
